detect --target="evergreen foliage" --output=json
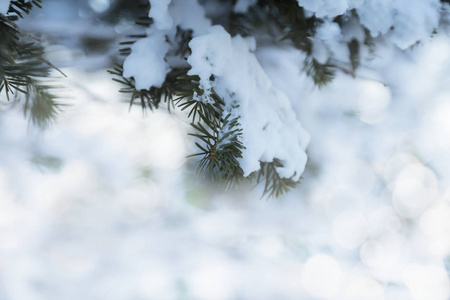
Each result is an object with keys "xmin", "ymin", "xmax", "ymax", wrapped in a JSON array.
[
  {"xmin": 255, "ymin": 159, "xmax": 300, "ymax": 199},
  {"xmin": 303, "ymin": 56, "xmax": 335, "ymax": 88},
  {"xmin": 0, "ymin": 0, "xmax": 62, "ymax": 128},
  {"xmin": 112, "ymin": 0, "xmax": 448, "ymax": 197},
  {"xmin": 109, "ymin": 0, "xmax": 361, "ymax": 197},
  {"xmin": 109, "ymin": 64, "xmax": 246, "ymax": 189},
  {"xmin": 229, "ymin": 0, "xmax": 336, "ymax": 87}
]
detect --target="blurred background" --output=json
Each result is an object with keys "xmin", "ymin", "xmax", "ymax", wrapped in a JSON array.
[{"xmin": 1, "ymin": 0, "xmax": 450, "ymax": 299}]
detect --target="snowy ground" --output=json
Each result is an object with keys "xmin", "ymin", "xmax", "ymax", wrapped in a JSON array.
[{"xmin": 1, "ymin": 1, "xmax": 450, "ymax": 300}]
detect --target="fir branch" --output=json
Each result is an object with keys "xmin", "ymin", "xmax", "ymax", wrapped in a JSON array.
[
  {"xmin": 6, "ymin": 0, "xmax": 42, "ymax": 21},
  {"xmin": 229, "ymin": 0, "xmax": 334, "ymax": 93},
  {"xmin": 174, "ymin": 74, "xmax": 244, "ymax": 186},
  {"xmin": 255, "ymin": 159, "xmax": 301, "ymax": 199},
  {"xmin": 136, "ymin": 1, "xmax": 152, "ymax": 27},
  {"xmin": 175, "ymin": 83, "xmax": 223, "ymax": 123},
  {"xmin": 229, "ymin": 5, "xmax": 276, "ymax": 38},
  {"xmin": 111, "ymin": 0, "xmax": 312, "ymax": 197},
  {"xmin": 23, "ymin": 80, "xmax": 61, "ymax": 129},
  {"xmin": 109, "ymin": 65, "xmax": 163, "ymax": 111},
  {"xmin": 229, "ymin": 0, "xmax": 320, "ymax": 53},
  {"xmin": 303, "ymin": 55, "xmax": 335, "ymax": 88},
  {"xmin": 276, "ymin": 2, "xmax": 320, "ymax": 53},
  {"xmin": 348, "ymin": 39, "xmax": 360, "ymax": 77},
  {"xmin": 110, "ymin": 62, "xmax": 246, "ymax": 188},
  {"xmin": 0, "ymin": 4, "xmax": 63, "ymax": 128},
  {"xmin": 109, "ymin": 66, "xmax": 196, "ymax": 113},
  {"xmin": 118, "ymin": 35, "xmax": 147, "ymax": 57},
  {"xmin": 363, "ymin": 28, "xmax": 376, "ymax": 56},
  {"xmin": 188, "ymin": 111, "xmax": 244, "ymax": 186},
  {"xmin": 110, "ymin": 17, "xmax": 194, "ymax": 112},
  {"xmin": 171, "ymin": 26, "xmax": 193, "ymax": 57}
]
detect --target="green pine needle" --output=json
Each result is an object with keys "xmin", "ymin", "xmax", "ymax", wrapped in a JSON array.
[
  {"xmin": 255, "ymin": 159, "xmax": 301, "ymax": 199},
  {"xmin": 1, "ymin": 3, "xmax": 63, "ymax": 129},
  {"xmin": 303, "ymin": 56, "xmax": 335, "ymax": 89}
]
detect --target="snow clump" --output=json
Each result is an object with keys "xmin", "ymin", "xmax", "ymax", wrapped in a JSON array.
[
  {"xmin": 123, "ymin": 30, "xmax": 170, "ymax": 90},
  {"xmin": 297, "ymin": 0, "xmax": 441, "ymax": 49},
  {"xmin": 122, "ymin": 1, "xmax": 310, "ymax": 180},
  {"xmin": 123, "ymin": 0, "xmax": 211, "ymax": 89},
  {"xmin": 188, "ymin": 26, "xmax": 310, "ymax": 179}
]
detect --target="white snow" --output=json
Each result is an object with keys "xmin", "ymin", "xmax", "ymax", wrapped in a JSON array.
[
  {"xmin": 389, "ymin": 0, "xmax": 440, "ymax": 49},
  {"xmin": 297, "ymin": 0, "xmax": 348, "ymax": 18},
  {"xmin": 123, "ymin": 0, "xmax": 446, "ymax": 178},
  {"xmin": 234, "ymin": 0, "xmax": 257, "ymax": 13},
  {"xmin": 340, "ymin": 16, "xmax": 365, "ymax": 43},
  {"xmin": 122, "ymin": 30, "xmax": 170, "ymax": 90},
  {"xmin": 148, "ymin": 0, "xmax": 173, "ymax": 30},
  {"xmin": 188, "ymin": 26, "xmax": 310, "ymax": 179},
  {"xmin": 169, "ymin": 0, "xmax": 212, "ymax": 36},
  {"xmin": 315, "ymin": 21, "xmax": 347, "ymax": 62},
  {"xmin": 297, "ymin": 0, "xmax": 441, "ymax": 50},
  {"xmin": 0, "ymin": 0, "xmax": 9, "ymax": 14},
  {"xmin": 88, "ymin": 0, "xmax": 110, "ymax": 13},
  {"xmin": 123, "ymin": 0, "xmax": 211, "ymax": 89},
  {"xmin": 311, "ymin": 38, "xmax": 329, "ymax": 64},
  {"xmin": 355, "ymin": 0, "xmax": 393, "ymax": 37},
  {"xmin": 147, "ymin": 0, "xmax": 211, "ymax": 35},
  {"xmin": 356, "ymin": 0, "xmax": 440, "ymax": 49}
]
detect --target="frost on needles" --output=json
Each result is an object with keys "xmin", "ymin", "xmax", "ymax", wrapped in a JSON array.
[{"xmin": 112, "ymin": 0, "xmax": 450, "ymax": 197}]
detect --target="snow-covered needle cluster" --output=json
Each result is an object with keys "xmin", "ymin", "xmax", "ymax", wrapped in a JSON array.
[{"xmin": 114, "ymin": 0, "xmax": 450, "ymax": 196}]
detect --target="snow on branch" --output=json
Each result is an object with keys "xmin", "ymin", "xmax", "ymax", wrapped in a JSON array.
[{"xmin": 113, "ymin": 0, "xmax": 449, "ymax": 197}]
